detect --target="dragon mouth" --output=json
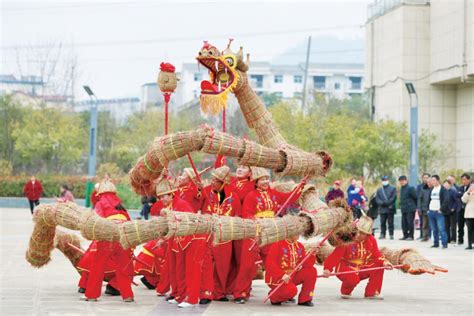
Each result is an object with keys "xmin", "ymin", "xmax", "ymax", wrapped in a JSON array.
[{"xmin": 197, "ymin": 56, "xmax": 235, "ymax": 95}]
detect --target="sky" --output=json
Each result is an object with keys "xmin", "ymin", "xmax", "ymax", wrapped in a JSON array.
[{"xmin": 1, "ymin": 0, "xmax": 371, "ymax": 100}]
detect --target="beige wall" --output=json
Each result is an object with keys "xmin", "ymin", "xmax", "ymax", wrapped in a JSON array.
[{"xmin": 366, "ymin": 1, "xmax": 473, "ymax": 172}]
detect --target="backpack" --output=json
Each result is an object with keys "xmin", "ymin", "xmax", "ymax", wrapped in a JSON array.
[{"xmin": 367, "ymin": 193, "xmax": 379, "ymax": 219}]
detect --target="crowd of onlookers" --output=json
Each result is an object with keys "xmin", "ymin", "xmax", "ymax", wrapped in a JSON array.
[{"xmin": 325, "ymin": 173, "xmax": 474, "ymax": 250}]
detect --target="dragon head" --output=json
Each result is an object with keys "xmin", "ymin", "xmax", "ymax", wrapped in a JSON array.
[{"xmin": 197, "ymin": 39, "xmax": 249, "ymax": 115}]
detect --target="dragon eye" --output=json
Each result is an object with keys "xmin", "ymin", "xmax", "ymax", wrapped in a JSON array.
[{"xmin": 225, "ymin": 57, "xmax": 234, "ymax": 66}]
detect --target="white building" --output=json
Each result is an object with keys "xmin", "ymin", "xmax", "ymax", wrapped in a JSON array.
[
  {"xmin": 176, "ymin": 62, "xmax": 365, "ymax": 107},
  {"xmin": 74, "ymin": 97, "xmax": 141, "ymax": 123},
  {"xmin": 365, "ymin": 0, "xmax": 474, "ymax": 172},
  {"xmin": 0, "ymin": 75, "xmax": 44, "ymax": 96},
  {"xmin": 140, "ymin": 81, "xmax": 183, "ymax": 113}
]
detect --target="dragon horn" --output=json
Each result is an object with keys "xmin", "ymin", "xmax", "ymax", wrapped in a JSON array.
[{"xmin": 227, "ymin": 38, "xmax": 234, "ymax": 49}]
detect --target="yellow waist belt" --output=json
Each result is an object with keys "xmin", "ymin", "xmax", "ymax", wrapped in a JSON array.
[{"xmin": 255, "ymin": 210, "xmax": 275, "ymax": 219}]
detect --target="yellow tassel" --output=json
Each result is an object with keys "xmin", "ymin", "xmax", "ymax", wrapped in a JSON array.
[{"xmin": 200, "ymin": 92, "xmax": 229, "ymax": 115}]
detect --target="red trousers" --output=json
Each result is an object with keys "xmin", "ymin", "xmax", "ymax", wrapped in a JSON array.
[
  {"xmin": 85, "ymin": 241, "xmax": 134, "ymax": 299},
  {"xmin": 233, "ymin": 239, "xmax": 266, "ymax": 299},
  {"xmin": 200, "ymin": 241, "xmax": 214, "ymax": 300},
  {"xmin": 212, "ymin": 242, "xmax": 233, "ymax": 298},
  {"xmin": 155, "ymin": 240, "xmax": 175, "ymax": 296},
  {"xmin": 268, "ymin": 266, "xmax": 317, "ymax": 304},
  {"xmin": 337, "ymin": 263, "xmax": 384, "ymax": 297},
  {"xmin": 226, "ymin": 240, "xmax": 242, "ymax": 294},
  {"xmin": 175, "ymin": 239, "xmax": 206, "ymax": 304}
]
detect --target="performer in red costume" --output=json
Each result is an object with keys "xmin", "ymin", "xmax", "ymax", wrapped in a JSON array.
[
  {"xmin": 81, "ymin": 180, "xmax": 134, "ymax": 302},
  {"xmin": 176, "ymin": 168, "xmax": 213, "ymax": 305},
  {"xmin": 323, "ymin": 215, "xmax": 393, "ymax": 300},
  {"xmin": 202, "ymin": 166, "xmax": 242, "ymax": 301},
  {"xmin": 265, "ymin": 235, "xmax": 317, "ymax": 306},
  {"xmin": 233, "ymin": 167, "xmax": 303, "ymax": 304},
  {"xmin": 153, "ymin": 178, "xmax": 207, "ymax": 308},
  {"xmin": 133, "ymin": 239, "xmax": 166, "ymax": 290},
  {"xmin": 227, "ymin": 165, "xmax": 255, "ymax": 294}
]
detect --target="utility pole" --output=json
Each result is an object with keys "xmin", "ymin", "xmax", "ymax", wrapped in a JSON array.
[
  {"xmin": 301, "ymin": 36, "xmax": 312, "ymax": 114},
  {"xmin": 405, "ymin": 82, "xmax": 419, "ymax": 187},
  {"xmin": 83, "ymin": 85, "xmax": 98, "ymax": 208}
]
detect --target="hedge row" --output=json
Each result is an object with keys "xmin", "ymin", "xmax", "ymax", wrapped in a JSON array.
[{"xmin": 0, "ymin": 175, "xmax": 142, "ymax": 209}]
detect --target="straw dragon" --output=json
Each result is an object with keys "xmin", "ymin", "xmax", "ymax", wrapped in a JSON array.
[{"xmin": 26, "ymin": 40, "xmax": 446, "ymax": 276}]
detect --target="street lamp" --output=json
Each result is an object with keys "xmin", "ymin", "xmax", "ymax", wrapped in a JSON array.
[
  {"xmin": 405, "ymin": 82, "xmax": 418, "ymax": 187},
  {"xmin": 83, "ymin": 85, "xmax": 98, "ymax": 207}
]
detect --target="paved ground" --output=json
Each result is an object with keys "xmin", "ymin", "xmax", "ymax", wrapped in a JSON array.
[{"xmin": 1, "ymin": 207, "xmax": 473, "ymax": 316}]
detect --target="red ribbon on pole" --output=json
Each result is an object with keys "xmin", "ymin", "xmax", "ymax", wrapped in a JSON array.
[
  {"xmin": 263, "ymin": 227, "xmax": 334, "ymax": 303},
  {"xmin": 164, "ymin": 93, "xmax": 170, "ymax": 135}
]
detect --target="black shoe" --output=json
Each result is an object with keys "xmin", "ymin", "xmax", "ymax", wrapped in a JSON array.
[
  {"xmin": 166, "ymin": 295, "xmax": 175, "ymax": 301},
  {"xmin": 78, "ymin": 287, "xmax": 86, "ymax": 294},
  {"xmin": 199, "ymin": 298, "xmax": 212, "ymax": 305},
  {"xmin": 105, "ymin": 284, "xmax": 121, "ymax": 296},
  {"xmin": 286, "ymin": 298, "xmax": 296, "ymax": 303},
  {"xmin": 430, "ymin": 245, "xmax": 439, "ymax": 248},
  {"xmin": 379, "ymin": 235, "xmax": 385, "ymax": 240},
  {"xmin": 389, "ymin": 235, "xmax": 394, "ymax": 240},
  {"xmin": 140, "ymin": 277, "xmax": 156, "ymax": 290},
  {"xmin": 271, "ymin": 301, "xmax": 282, "ymax": 306},
  {"xmin": 421, "ymin": 238, "xmax": 429, "ymax": 242},
  {"xmin": 458, "ymin": 241, "xmax": 464, "ymax": 245},
  {"xmin": 234, "ymin": 298, "xmax": 245, "ymax": 304},
  {"xmin": 405, "ymin": 237, "xmax": 414, "ymax": 241},
  {"xmin": 442, "ymin": 245, "xmax": 448, "ymax": 249},
  {"xmin": 298, "ymin": 301, "xmax": 314, "ymax": 307},
  {"xmin": 465, "ymin": 246, "xmax": 472, "ymax": 250},
  {"xmin": 214, "ymin": 296, "xmax": 229, "ymax": 302},
  {"xmin": 399, "ymin": 237, "xmax": 406, "ymax": 240},
  {"xmin": 416, "ymin": 237, "xmax": 423, "ymax": 240}
]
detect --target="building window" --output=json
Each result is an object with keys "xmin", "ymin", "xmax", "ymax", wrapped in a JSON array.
[
  {"xmin": 293, "ymin": 92, "xmax": 302, "ymax": 98},
  {"xmin": 294, "ymin": 75, "xmax": 302, "ymax": 83},
  {"xmin": 274, "ymin": 92, "xmax": 283, "ymax": 98},
  {"xmin": 313, "ymin": 76, "xmax": 326, "ymax": 89},
  {"xmin": 274, "ymin": 75, "xmax": 283, "ymax": 83},
  {"xmin": 350, "ymin": 76, "xmax": 362, "ymax": 90},
  {"xmin": 335, "ymin": 83, "xmax": 341, "ymax": 90},
  {"xmin": 250, "ymin": 75, "xmax": 264, "ymax": 88},
  {"xmin": 194, "ymin": 73, "xmax": 202, "ymax": 81}
]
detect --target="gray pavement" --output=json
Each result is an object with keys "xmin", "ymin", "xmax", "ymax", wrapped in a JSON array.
[{"xmin": 1, "ymin": 207, "xmax": 473, "ymax": 316}]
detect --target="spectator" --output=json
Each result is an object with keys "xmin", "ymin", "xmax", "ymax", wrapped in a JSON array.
[
  {"xmin": 346, "ymin": 178, "xmax": 357, "ymax": 206},
  {"xmin": 447, "ymin": 175, "xmax": 457, "ymax": 189},
  {"xmin": 325, "ymin": 180, "xmax": 345, "ymax": 204},
  {"xmin": 375, "ymin": 175, "xmax": 397, "ymax": 240},
  {"xmin": 58, "ymin": 184, "xmax": 75, "ymax": 203},
  {"xmin": 417, "ymin": 173, "xmax": 432, "ymax": 241},
  {"xmin": 428, "ymin": 175, "xmax": 449, "ymax": 249},
  {"xmin": 398, "ymin": 175, "xmax": 417, "ymax": 241},
  {"xmin": 457, "ymin": 173, "xmax": 472, "ymax": 245},
  {"xmin": 348, "ymin": 180, "xmax": 367, "ymax": 219},
  {"xmin": 443, "ymin": 180, "xmax": 459, "ymax": 244},
  {"xmin": 23, "ymin": 175, "xmax": 43, "ymax": 214},
  {"xmin": 139, "ymin": 196, "xmax": 157, "ymax": 220},
  {"xmin": 461, "ymin": 184, "xmax": 474, "ymax": 250}
]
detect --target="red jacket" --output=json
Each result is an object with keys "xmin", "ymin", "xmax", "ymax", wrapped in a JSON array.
[
  {"xmin": 230, "ymin": 177, "xmax": 255, "ymax": 204},
  {"xmin": 265, "ymin": 239, "xmax": 315, "ymax": 286},
  {"xmin": 202, "ymin": 185, "xmax": 241, "ymax": 217},
  {"xmin": 23, "ymin": 180, "xmax": 43, "ymax": 200},
  {"xmin": 150, "ymin": 200, "xmax": 164, "ymax": 216},
  {"xmin": 241, "ymin": 188, "xmax": 301, "ymax": 219},
  {"xmin": 94, "ymin": 192, "xmax": 130, "ymax": 221},
  {"xmin": 323, "ymin": 234, "xmax": 385, "ymax": 272},
  {"xmin": 177, "ymin": 182, "xmax": 204, "ymax": 211}
]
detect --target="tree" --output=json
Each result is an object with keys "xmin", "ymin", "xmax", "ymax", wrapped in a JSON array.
[
  {"xmin": 12, "ymin": 108, "xmax": 87, "ymax": 173},
  {"xmin": 418, "ymin": 129, "xmax": 450, "ymax": 174},
  {"xmin": 0, "ymin": 95, "xmax": 25, "ymax": 170}
]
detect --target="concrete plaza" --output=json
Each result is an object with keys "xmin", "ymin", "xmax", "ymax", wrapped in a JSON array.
[{"xmin": 1, "ymin": 207, "xmax": 473, "ymax": 316}]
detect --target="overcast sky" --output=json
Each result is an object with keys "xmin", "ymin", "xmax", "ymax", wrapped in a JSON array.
[{"xmin": 1, "ymin": 0, "xmax": 371, "ymax": 99}]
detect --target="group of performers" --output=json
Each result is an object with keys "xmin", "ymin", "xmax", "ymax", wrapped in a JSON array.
[{"xmin": 76, "ymin": 162, "xmax": 392, "ymax": 307}]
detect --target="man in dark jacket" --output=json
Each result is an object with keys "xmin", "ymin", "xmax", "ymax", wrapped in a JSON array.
[
  {"xmin": 375, "ymin": 176, "xmax": 397, "ymax": 240},
  {"xmin": 443, "ymin": 180, "xmax": 459, "ymax": 244},
  {"xmin": 428, "ymin": 175, "xmax": 449, "ymax": 248},
  {"xmin": 399, "ymin": 175, "xmax": 417, "ymax": 240},
  {"xmin": 417, "ymin": 174, "xmax": 432, "ymax": 241},
  {"xmin": 457, "ymin": 173, "xmax": 472, "ymax": 245}
]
